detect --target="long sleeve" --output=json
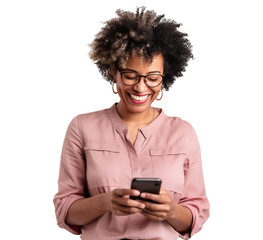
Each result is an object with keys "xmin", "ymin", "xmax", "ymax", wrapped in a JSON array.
[
  {"xmin": 53, "ymin": 106, "xmax": 209, "ymax": 239},
  {"xmin": 178, "ymin": 127, "xmax": 210, "ymax": 239},
  {"xmin": 53, "ymin": 116, "xmax": 87, "ymax": 234}
]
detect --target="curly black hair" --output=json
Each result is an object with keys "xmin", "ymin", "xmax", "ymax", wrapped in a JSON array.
[{"xmin": 89, "ymin": 7, "xmax": 193, "ymax": 91}]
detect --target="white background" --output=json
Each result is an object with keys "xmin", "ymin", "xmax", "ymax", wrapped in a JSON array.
[{"xmin": 0, "ymin": 0, "xmax": 262, "ymax": 239}]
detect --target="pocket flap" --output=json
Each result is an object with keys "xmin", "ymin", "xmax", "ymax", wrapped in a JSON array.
[
  {"xmin": 150, "ymin": 147, "xmax": 185, "ymax": 156},
  {"xmin": 84, "ymin": 142, "xmax": 120, "ymax": 153}
]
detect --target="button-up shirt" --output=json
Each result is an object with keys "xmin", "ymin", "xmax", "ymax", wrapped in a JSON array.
[{"xmin": 53, "ymin": 104, "xmax": 209, "ymax": 240}]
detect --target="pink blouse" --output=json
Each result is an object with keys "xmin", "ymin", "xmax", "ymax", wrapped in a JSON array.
[{"xmin": 53, "ymin": 104, "xmax": 209, "ymax": 240}]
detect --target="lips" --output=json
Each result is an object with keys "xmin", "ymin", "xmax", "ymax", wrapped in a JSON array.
[
  {"xmin": 128, "ymin": 93, "xmax": 150, "ymax": 104},
  {"xmin": 130, "ymin": 93, "xmax": 149, "ymax": 101}
]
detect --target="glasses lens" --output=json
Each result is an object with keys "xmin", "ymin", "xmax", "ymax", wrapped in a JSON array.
[
  {"xmin": 121, "ymin": 72, "xmax": 163, "ymax": 87},
  {"xmin": 122, "ymin": 72, "xmax": 139, "ymax": 85},
  {"xmin": 146, "ymin": 75, "xmax": 163, "ymax": 87}
]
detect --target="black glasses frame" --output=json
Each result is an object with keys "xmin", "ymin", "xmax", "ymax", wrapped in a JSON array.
[{"xmin": 117, "ymin": 68, "xmax": 164, "ymax": 88}]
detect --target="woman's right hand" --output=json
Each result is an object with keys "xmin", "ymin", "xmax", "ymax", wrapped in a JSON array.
[{"xmin": 108, "ymin": 189, "xmax": 145, "ymax": 216}]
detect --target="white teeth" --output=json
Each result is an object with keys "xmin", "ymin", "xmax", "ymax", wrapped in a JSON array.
[{"xmin": 130, "ymin": 94, "xmax": 148, "ymax": 101}]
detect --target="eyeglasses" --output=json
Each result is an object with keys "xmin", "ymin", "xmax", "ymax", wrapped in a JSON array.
[{"xmin": 117, "ymin": 68, "xmax": 164, "ymax": 88}]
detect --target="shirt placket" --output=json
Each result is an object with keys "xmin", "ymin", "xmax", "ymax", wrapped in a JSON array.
[
  {"xmin": 124, "ymin": 129, "xmax": 146, "ymax": 177},
  {"xmin": 123, "ymin": 129, "xmax": 146, "ymax": 239}
]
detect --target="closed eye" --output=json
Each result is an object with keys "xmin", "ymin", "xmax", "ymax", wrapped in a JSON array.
[{"xmin": 147, "ymin": 77, "xmax": 158, "ymax": 81}]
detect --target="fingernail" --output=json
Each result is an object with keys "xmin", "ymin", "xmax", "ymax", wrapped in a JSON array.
[
  {"xmin": 141, "ymin": 193, "xmax": 146, "ymax": 198},
  {"xmin": 134, "ymin": 190, "xmax": 140, "ymax": 195},
  {"xmin": 141, "ymin": 203, "xmax": 145, "ymax": 208}
]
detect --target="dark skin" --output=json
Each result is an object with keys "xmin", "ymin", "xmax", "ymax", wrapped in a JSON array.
[
  {"xmin": 139, "ymin": 188, "xmax": 192, "ymax": 233},
  {"xmin": 110, "ymin": 188, "xmax": 192, "ymax": 233},
  {"xmin": 66, "ymin": 54, "xmax": 193, "ymax": 234},
  {"xmin": 66, "ymin": 188, "xmax": 192, "ymax": 234}
]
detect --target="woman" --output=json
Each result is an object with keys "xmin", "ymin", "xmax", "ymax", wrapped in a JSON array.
[{"xmin": 54, "ymin": 7, "xmax": 209, "ymax": 240}]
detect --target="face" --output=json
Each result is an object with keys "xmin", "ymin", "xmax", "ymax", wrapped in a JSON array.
[{"xmin": 114, "ymin": 53, "xmax": 164, "ymax": 115}]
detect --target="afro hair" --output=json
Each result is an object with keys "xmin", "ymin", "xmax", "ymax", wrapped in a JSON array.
[{"xmin": 89, "ymin": 6, "xmax": 193, "ymax": 90}]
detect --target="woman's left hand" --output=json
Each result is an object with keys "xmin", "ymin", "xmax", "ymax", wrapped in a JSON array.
[{"xmin": 139, "ymin": 188, "xmax": 175, "ymax": 222}]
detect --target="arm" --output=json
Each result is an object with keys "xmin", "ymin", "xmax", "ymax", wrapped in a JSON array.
[
  {"xmin": 65, "ymin": 193, "xmax": 109, "ymax": 226},
  {"xmin": 166, "ymin": 201, "xmax": 193, "ymax": 234},
  {"xmin": 139, "ymin": 188, "xmax": 193, "ymax": 234},
  {"xmin": 178, "ymin": 127, "xmax": 210, "ymax": 239},
  {"xmin": 66, "ymin": 189, "xmax": 145, "ymax": 226},
  {"xmin": 140, "ymin": 126, "xmax": 209, "ymax": 238},
  {"xmin": 53, "ymin": 116, "xmax": 87, "ymax": 234},
  {"xmin": 54, "ymin": 116, "xmax": 144, "ymax": 232}
]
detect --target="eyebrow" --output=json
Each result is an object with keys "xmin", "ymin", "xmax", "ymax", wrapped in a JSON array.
[{"xmin": 119, "ymin": 68, "xmax": 161, "ymax": 74}]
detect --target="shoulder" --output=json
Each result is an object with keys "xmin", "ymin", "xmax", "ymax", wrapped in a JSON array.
[
  {"xmin": 65, "ymin": 108, "xmax": 109, "ymax": 130},
  {"xmin": 65, "ymin": 108, "xmax": 112, "ymax": 143},
  {"xmin": 153, "ymin": 111, "xmax": 198, "ymax": 148},
  {"xmin": 162, "ymin": 114, "xmax": 195, "ymax": 135},
  {"xmin": 69, "ymin": 108, "xmax": 110, "ymax": 130},
  {"xmin": 154, "ymin": 113, "xmax": 200, "ymax": 153},
  {"xmin": 76, "ymin": 108, "xmax": 108, "ymax": 122}
]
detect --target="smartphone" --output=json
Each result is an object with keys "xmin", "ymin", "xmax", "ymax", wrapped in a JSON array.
[{"xmin": 130, "ymin": 178, "xmax": 162, "ymax": 202}]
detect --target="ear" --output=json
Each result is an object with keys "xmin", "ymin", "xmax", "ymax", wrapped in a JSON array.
[{"xmin": 110, "ymin": 65, "xmax": 117, "ymax": 82}]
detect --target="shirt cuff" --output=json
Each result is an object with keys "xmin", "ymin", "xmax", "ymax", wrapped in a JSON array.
[
  {"xmin": 57, "ymin": 195, "xmax": 85, "ymax": 235},
  {"xmin": 178, "ymin": 204, "xmax": 199, "ymax": 240}
]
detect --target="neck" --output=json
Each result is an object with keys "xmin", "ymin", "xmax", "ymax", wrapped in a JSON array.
[{"xmin": 116, "ymin": 102, "xmax": 155, "ymax": 127}]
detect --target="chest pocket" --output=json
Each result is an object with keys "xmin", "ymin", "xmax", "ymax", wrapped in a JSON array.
[
  {"xmin": 150, "ymin": 147, "xmax": 186, "ymax": 201},
  {"xmin": 84, "ymin": 142, "xmax": 121, "ymax": 194}
]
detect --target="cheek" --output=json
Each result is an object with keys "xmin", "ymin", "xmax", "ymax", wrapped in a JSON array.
[
  {"xmin": 115, "ymin": 77, "xmax": 124, "ymax": 93},
  {"xmin": 115, "ymin": 74, "xmax": 125, "ymax": 90},
  {"xmin": 152, "ymin": 88, "xmax": 162, "ymax": 99},
  {"xmin": 116, "ymin": 83, "xmax": 129, "ymax": 99},
  {"xmin": 116, "ymin": 86, "xmax": 124, "ymax": 99}
]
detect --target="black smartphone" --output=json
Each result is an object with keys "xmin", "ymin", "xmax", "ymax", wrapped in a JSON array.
[{"xmin": 130, "ymin": 178, "xmax": 162, "ymax": 202}]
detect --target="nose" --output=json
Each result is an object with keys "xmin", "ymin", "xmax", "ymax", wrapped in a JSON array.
[{"xmin": 133, "ymin": 76, "xmax": 149, "ymax": 92}]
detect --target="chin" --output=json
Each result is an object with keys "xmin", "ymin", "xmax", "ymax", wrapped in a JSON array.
[{"xmin": 125, "ymin": 102, "xmax": 153, "ymax": 114}]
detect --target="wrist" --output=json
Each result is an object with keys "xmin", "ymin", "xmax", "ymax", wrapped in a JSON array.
[
  {"xmin": 166, "ymin": 201, "xmax": 177, "ymax": 221},
  {"xmin": 166, "ymin": 202, "xmax": 193, "ymax": 234},
  {"xmin": 101, "ymin": 192, "xmax": 112, "ymax": 212}
]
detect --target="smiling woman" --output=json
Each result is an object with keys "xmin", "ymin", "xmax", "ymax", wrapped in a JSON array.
[
  {"xmin": 113, "ymin": 54, "xmax": 165, "ymax": 145},
  {"xmin": 53, "ymin": 6, "xmax": 209, "ymax": 240},
  {"xmin": 114, "ymin": 54, "xmax": 164, "ymax": 122}
]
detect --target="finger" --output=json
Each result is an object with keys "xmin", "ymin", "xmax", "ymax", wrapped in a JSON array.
[
  {"xmin": 142, "ymin": 206, "xmax": 168, "ymax": 217},
  {"xmin": 113, "ymin": 209, "xmax": 134, "ymax": 216},
  {"xmin": 113, "ymin": 195, "xmax": 145, "ymax": 209},
  {"xmin": 140, "ymin": 192, "xmax": 163, "ymax": 203},
  {"xmin": 143, "ymin": 202, "xmax": 170, "ymax": 212},
  {"xmin": 113, "ymin": 188, "xmax": 140, "ymax": 197},
  {"xmin": 159, "ymin": 187, "xmax": 167, "ymax": 194},
  {"xmin": 112, "ymin": 203, "xmax": 142, "ymax": 214},
  {"xmin": 140, "ymin": 210, "xmax": 165, "ymax": 222},
  {"xmin": 141, "ymin": 190, "xmax": 171, "ymax": 204}
]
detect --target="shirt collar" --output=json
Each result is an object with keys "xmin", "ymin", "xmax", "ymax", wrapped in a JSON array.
[
  {"xmin": 108, "ymin": 103, "xmax": 166, "ymax": 139},
  {"xmin": 108, "ymin": 103, "xmax": 127, "ymax": 134}
]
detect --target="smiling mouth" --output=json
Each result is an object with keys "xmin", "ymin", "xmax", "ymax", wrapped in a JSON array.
[
  {"xmin": 128, "ymin": 93, "xmax": 150, "ymax": 104},
  {"xmin": 130, "ymin": 93, "xmax": 149, "ymax": 101}
]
